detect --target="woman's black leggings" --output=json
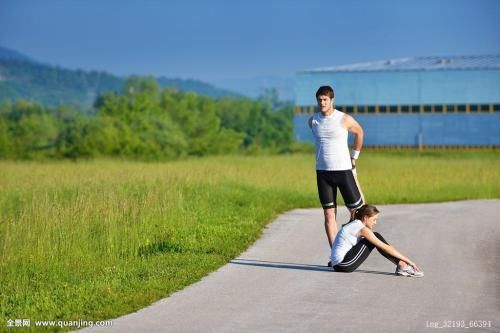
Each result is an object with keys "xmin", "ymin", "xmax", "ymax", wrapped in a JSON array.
[{"xmin": 333, "ymin": 232, "xmax": 400, "ymax": 272}]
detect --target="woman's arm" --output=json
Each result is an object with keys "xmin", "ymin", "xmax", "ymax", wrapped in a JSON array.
[{"xmin": 359, "ymin": 227, "xmax": 419, "ymax": 269}]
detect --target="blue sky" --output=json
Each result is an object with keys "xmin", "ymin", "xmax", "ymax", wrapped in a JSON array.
[{"xmin": 1, "ymin": 0, "xmax": 499, "ymax": 96}]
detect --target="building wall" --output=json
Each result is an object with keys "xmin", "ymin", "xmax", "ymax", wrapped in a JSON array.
[
  {"xmin": 294, "ymin": 113, "xmax": 500, "ymax": 147},
  {"xmin": 294, "ymin": 68, "xmax": 500, "ymax": 146},
  {"xmin": 295, "ymin": 69, "xmax": 500, "ymax": 106}
]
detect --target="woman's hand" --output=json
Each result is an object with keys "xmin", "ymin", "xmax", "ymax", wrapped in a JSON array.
[{"xmin": 408, "ymin": 261, "xmax": 421, "ymax": 272}]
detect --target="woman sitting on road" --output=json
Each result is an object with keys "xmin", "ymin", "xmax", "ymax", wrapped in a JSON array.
[{"xmin": 330, "ymin": 204, "xmax": 424, "ymax": 277}]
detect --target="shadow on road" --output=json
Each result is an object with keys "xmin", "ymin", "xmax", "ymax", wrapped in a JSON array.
[
  {"xmin": 231, "ymin": 258, "xmax": 330, "ymax": 272},
  {"xmin": 354, "ymin": 269, "xmax": 396, "ymax": 276},
  {"xmin": 231, "ymin": 259, "xmax": 395, "ymax": 276}
]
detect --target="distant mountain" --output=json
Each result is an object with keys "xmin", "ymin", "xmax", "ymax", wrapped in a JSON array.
[
  {"xmin": 0, "ymin": 46, "xmax": 33, "ymax": 62},
  {"xmin": 214, "ymin": 75, "xmax": 295, "ymax": 102},
  {"xmin": 0, "ymin": 46, "xmax": 241, "ymax": 108},
  {"xmin": 156, "ymin": 77, "xmax": 241, "ymax": 99}
]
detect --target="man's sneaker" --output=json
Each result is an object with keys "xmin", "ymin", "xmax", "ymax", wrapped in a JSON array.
[
  {"xmin": 327, "ymin": 261, "xmax": 332, "ymax": 267},
  {"xmin": 396, "ymin": 265, "xmax": 424, "ymax": 277}
]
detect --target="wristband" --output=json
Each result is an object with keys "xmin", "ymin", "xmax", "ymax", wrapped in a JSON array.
[{"xmin": 351, "ymin": 150, "xmax": 360, "ymax": 159}]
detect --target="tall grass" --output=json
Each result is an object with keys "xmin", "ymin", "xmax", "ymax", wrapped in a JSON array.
[{"xmin": 1, "ymin": 151, "xmax": 499, "ymax": 331}]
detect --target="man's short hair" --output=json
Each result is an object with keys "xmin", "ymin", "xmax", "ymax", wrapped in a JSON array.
[{"xmin": 316, "ymin": 86, "xmax": 334, "ymax": 99}]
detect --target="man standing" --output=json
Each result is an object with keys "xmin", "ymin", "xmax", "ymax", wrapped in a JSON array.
[{"xmin": 308, "ymin": 86, "xmax": 365, "ymax": 260}]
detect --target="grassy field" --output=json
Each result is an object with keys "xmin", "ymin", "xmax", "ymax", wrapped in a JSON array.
[{"xmin": 1, "ymin": 150, "xmax": 499, "ymax": 331}]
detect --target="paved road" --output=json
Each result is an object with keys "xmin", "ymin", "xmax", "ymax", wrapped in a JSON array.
[{"xmin": 82, "ymin": 200, "xmax": 500, "ymax": 333}]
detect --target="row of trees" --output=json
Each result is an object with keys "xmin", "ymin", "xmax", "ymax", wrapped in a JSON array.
[{"xmin": 0, "ymin": 77, "xmax": 303, "ymax": 160}]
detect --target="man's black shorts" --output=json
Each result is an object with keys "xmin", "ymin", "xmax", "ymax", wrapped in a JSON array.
[{"xmin": 316, "ymin": 169, "xmax": 363, "ymax": 210}]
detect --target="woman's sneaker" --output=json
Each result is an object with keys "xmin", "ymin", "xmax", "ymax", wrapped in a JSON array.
[{"xmin": 396, "ymin": 265, "xmax": 424, "ymax": 277}]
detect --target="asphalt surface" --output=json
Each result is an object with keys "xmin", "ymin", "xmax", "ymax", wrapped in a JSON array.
[{"xmin": 81, "ymin": 200, "xmax": 500, "ymax": 333}]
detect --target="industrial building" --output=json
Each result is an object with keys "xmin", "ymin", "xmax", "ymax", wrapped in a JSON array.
[{"xmin": 294, "ymin": 55, "xmax": 500, "ymax": 147}]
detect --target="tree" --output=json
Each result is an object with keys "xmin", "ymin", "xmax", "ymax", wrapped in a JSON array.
[
  {"xmin": 0, "ymin": 118, "xmax": 14, "ymax": 158},
  {"xmin": 4, "ymin": 100, "xmax": 59, "ymax": 158},
  {"xmin": 0, "ymin": 77, "xmax": 294, "ymax": 160}
]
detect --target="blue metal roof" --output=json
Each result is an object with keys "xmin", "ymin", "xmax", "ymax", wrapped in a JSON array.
[{"xmin": 303, "ymin": 55, "xmax": 500, "ymax": 73}]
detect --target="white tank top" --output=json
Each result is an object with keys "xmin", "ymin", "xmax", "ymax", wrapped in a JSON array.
[
  {"xmin": 311, "ymin": 110, "xmax": 351, "ymax": 171},
  {"xmin": 330, "ymin": 220, "xmax": 364, "ymax": 266}
]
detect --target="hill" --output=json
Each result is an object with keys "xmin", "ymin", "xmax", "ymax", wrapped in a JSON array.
[
  {"xmin": 0, "ymin": 46, "xmax": 33, "ymax": 62},
  {"xmin": 0, "ymin": 46, "xmax": 240, "ymax": 107}
]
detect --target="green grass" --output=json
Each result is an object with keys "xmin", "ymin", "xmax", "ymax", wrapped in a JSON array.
[{"xmin": 1, "ymin": 151, "xmax": 499, "ymax": 331}]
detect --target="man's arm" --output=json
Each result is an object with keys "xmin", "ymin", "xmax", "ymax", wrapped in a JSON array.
[
  {"xmin": 307, "ymin": 116, "xmax": 313, "ymax": 128},
  {"xmin": 343, "ymin": 115, "xmax": 363, "ymax": 166}
]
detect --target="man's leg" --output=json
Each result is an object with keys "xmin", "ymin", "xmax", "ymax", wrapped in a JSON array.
[
  {"xmin": 337, "ymin": 170, "xmax": 364, "ymax": 220},
  {"xmin": 316, "ymin": 171, "xmax": 337, "ymax": 248},
  {"xmin": 348, "ymin": 207, "xmax": 356, "ymax": 221},
  {"xmin": 324, "ymin": 207, "xmax": 337, "ymax": 248}
]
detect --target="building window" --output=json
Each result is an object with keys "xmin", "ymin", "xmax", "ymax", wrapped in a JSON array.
[{"xmin": 295, "ymin": 103, "xmax": 499, "ymax": 115}]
